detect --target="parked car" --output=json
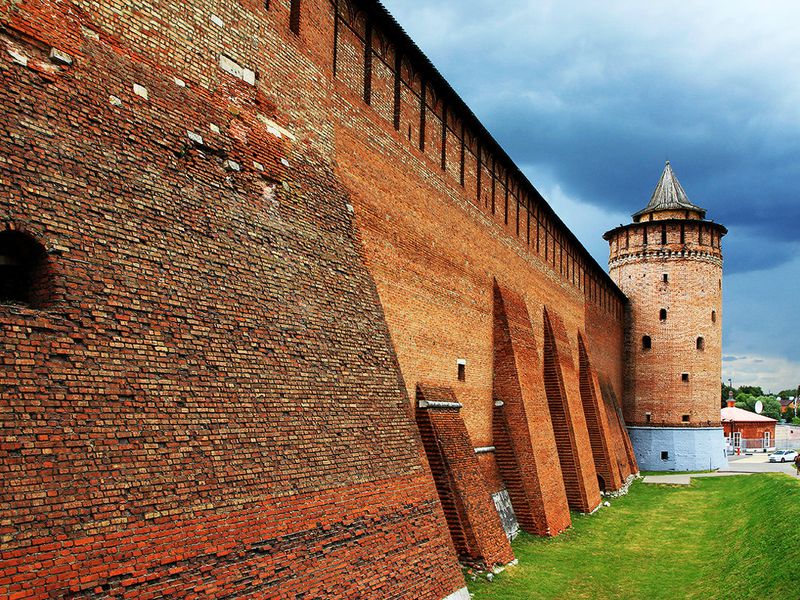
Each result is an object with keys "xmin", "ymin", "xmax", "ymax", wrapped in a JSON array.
[{"xmin": 768, "ymin": 449, "xmax": 798, "ymax": 463}]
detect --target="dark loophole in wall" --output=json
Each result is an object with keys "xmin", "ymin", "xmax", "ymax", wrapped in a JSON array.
[
  {"xmin": 0, "ymin": 230, "xmax": 51, "ymax": 308},
  {"xmin": 289, "ymin": 0, "xmax": 301, "ymax": 34},
  {"xmin": 696, "ymin": 337, "xmax": 705, "ymax": 350},
  {"xmin": 661, "ymin": 451, "xmax": 669, "ymax": 460},
  {"xmin": 642, "ymin": 335, "xmax": 652, "ymax": 350},
  {"xmin": 659, "ymin": 308, "xmax": 667, "ymax": 321},
  {"xmin": 681, "ymin": 373, "xmax": 689, "ymax": 382},
  {"xmin": 457, "ymin": 362, "xmax": 466, "ymax": 382}
]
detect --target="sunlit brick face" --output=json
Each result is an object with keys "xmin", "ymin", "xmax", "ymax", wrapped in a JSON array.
[{"xmin": 606, "ymin": 214, "xmax": 725, "ymax": 427}]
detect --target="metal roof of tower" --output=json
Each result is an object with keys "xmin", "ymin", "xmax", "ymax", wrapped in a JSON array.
[{"xmin": 633, "ymin": 161, "xmax": 706, "ymax": 219}]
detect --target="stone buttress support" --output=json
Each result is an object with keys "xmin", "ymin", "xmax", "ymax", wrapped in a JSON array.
[
  {"xmin": 491, "ymin": 282, "xmax": 571, "ymax": 536},
  {"xmin": 415, "ymin": 385, "xmax": 515, "ymax": 567},
  {"xmin": 542, "ymin": 307, "xmax": 602, "ymax": 513},
  {"xmin": 576, "ymin": 334, "xmax": 624, "ymax": 492},
  {"xmin": 599, "ymin": 378, "xmax": 640, "ymax": 477}
]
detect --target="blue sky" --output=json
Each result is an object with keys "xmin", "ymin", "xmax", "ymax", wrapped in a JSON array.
[{"xmin": 382, "ymin": 0, "xmax": 800, "ymax": 393}]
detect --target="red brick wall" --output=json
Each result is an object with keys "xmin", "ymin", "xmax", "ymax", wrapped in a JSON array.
[
  {"xmin": 1, "ymin": 0, "xmax": 638, "ymax": 596},
  {"xmin": 0, "ymin": 1, "xmax": 467, "ymax": 598},
  {"xmin": 415, "ymin": 385, "xmax": 514, "ymax": 567},
  {"xmin": 723, "ymin": 421, "xmax": 776, "ymax": 442},
  {"xmin": 492, "ymin": 282, "xmax": 571, "ymax": 535}
]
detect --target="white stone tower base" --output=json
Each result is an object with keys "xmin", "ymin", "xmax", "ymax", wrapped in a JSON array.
[{"xmin": 627, "ymin": 426, "xmax": 728, "ymax": 471}]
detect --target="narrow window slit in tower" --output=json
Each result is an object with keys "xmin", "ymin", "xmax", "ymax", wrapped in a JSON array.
[
  {"xmin": 662, "ymin": 273, "xmax": 668, "ymax": 283},
  {"xmin": 659, "ymin": 308, "xmax": 667, "ymax": 321},
  {"xmin": 712, "ymin": 310, "xmax": 717, "ymax": 323},
  {"xmin": 682, "ymin": 414, "xmax": 690, "ymax": 423},
  {"xmin": 696, "ymin": 337, "xmax": 705, "ymax": 350},
  {"xmin": 681, "ymin": 373, "xmax": 689, "ymax": 382},
  {"xmin": 661, "ymin": 223, "xmax": 667, "ymax": 244},
  {"xmin": 645, "ymin": 412, "xmax": 652, "ymax": 424},
  {"xmin": 642, "ymin": 335, "xmax": 651, "ymax": 350}
]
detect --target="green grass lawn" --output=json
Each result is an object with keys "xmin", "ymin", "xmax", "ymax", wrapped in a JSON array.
[{"xmin": 469, "ymin": 474, "xmax": 800, "ymax": 599}]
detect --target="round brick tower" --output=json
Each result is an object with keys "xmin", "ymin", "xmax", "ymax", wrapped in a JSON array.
[{"xmin": 603, "ymin": 162, "xmax": 728, "ymax": 471}]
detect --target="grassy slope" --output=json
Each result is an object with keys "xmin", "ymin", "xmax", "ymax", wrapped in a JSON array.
[{"xmin": 469, "ymin": 474, "xmax": 799, "ymax": 599}]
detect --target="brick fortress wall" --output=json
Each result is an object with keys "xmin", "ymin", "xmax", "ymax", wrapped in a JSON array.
[{"xmin": 0, "ymin": 0, "xmax": 638, "ymax": 597}]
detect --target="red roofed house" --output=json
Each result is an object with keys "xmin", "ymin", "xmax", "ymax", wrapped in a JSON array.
[{"xmin": 721, "ymin": 400, "xmax": 777, "ymax": 451}]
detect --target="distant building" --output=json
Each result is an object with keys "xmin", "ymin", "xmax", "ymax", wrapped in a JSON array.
[
  {"xmin": 779, "ymin": 397, "xmax": 796, "ymax": 415},
  {"xmin": 721, "ymin": 401, "xmax": 777, "ymax": 450}
]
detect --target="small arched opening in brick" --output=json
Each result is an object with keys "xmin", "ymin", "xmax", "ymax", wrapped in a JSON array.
[
  {"xmin": 0, "ymin": 229, "xmax": 50, "ymax": 308},
  {"xmin": 659, "ymin": 308, "xmax": 667, "ymax": 321},
  {"xmin": 696, "ymin": 337, "xmax": 705, "ymax": 351},
  {"xmin": 596, "ymin": 474, "xmax": 606, "ymax": 493},
  {"xmin": 711, "ymin": 310, "xmax": 717, "ymax": 323},
  {"xmin": 642, "ymin": 335, "xmax": 652, "ymax": 350}
]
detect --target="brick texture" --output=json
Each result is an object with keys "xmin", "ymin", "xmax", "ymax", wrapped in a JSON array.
[
  {"xmin": 0, "ymin": 0, "xmax": 640, "ymax": 596},
  {"xmin": 491, "ymin": 281, "xmax": 571, "ymax": 536},
  {"xmin": 606, "ymin": 214, "xmax": 725, "ymax": 429},
  {"xmin": 577, "ymin": 334, "xmax": 624, "ymax": 491},
  {"xmin": 542, "ymin": 308, "xmax": 602, "ymax": 513},
  {"xmin": 415, "ymin": 385, "xmax": 514, "ymax": 567}
]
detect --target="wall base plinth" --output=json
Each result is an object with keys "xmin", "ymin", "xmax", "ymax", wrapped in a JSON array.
[{"xmin": 627, "ymin": 426, "xmax": 728, "ymax": 471}]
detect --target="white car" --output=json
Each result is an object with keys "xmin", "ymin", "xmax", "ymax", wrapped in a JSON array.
[{"xmin": 768, "ymin": 449, "xmax": 798, "ymax": 463}]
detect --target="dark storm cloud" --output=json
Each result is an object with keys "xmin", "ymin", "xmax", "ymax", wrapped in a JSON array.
[
  {"xmin": 381, "ymin": 0, "xmax": 800, "ymax": 387},
  {"xmin": 382, "ymin": 0, "xmax": 800, "ymax": 274}
]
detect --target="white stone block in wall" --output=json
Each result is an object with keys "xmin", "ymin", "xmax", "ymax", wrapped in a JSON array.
[
  {"xmin": 109, "ymin": 95, "xmax": 122, "ymax": 106},
  {"xmin": 224, "ymin": 160, "xmax": 241, "ymax": 172},
  {"xmin": 210, "ymin": 14, "xmax": 224, "ymax": 27},
  {"xmin": 187, "ymin": 131, "xmax": 204, "ymax": 145},
  {"xmin": 8, "ymin": 49, "xmax": 28, "ymax": 66},
  {"xmin": 174, "ymin": 77, "xmax": 186, "ymax": 88},
  {"xmin": 133, "ymin": 84, "xmax": 149, "ymax": 100},
  {"xmin": 219, "ymin": 54, "xmax": 255, "ymax": 86},
  {"xmin": 49, "ymin": 48, "xmax": 73, "ymax": 66}
]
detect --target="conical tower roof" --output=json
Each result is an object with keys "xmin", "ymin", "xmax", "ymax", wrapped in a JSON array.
[{"xmin": 632, "ymin": 161, "xmax": 705, "ymax": 219}]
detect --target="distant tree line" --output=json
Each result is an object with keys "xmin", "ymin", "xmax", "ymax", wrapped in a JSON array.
[{"xmin": 721, "ymin": 383, "xmax": 800, "ymax": 424}]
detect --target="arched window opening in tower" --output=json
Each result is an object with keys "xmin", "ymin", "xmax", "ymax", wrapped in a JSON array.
[
  {"xmin": 659, "ymin": 308, "xmax": 667, "ymax": 321},
  {"xmin": 289, "ymin": 0, "xmax": 301, "ymax": 34},
  {"xmin": 642, "ymin": 335, "xmax": 652, "ymax": 350},
  {"xmin": 0, "ymin": 229, "xmax": 49, "ymax": 307},
  {"xmin": 712, "ymin": 310, "xmax": 717, "ymax": 323},
  {"xmin": 662, "ymin": 273, "xmax": 669, "ymax": 284},
  {"xmin": 696, "ymin": 337, "xmax": 705, "ymax": 351}
]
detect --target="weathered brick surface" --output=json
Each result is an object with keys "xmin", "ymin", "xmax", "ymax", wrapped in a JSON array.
[
  {"xmin": 415, "ymin": 385, "xmax": 514, "ymax": 567},
  {"xmin": 491, "ymin": 282, "xmax": 570, "ymax": 536},
  {"xmin": 542, "ymin": 308, "xmax": 601, "ymax": 513},
  {"xmin": 577, "ymin": 335, "xmax": 624, "ymax": 491},
  {"xmin": 0, "ymin": 0, "xmax": 640, "ymax": 596},
  {"xmin": 606, "ymin": 216, "xmax": 725, "ymax": 428},
  {"xmin": 0, "ymin": 1, "xmax": 467, "ymax": 598}
]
